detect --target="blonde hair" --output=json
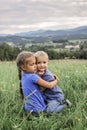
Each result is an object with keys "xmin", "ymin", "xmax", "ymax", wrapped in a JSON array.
[
  {"xmin": 16, "ymin": 51, "xmax": 34, "ymax": 101},
  {"xmin": 35, "ymin": 51, "xmax": 49, "ymax": 60}
]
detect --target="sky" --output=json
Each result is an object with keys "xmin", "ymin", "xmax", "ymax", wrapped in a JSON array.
[{"xmin": 0, "ymin": 0, "xmax": 87, "ymax": 34}]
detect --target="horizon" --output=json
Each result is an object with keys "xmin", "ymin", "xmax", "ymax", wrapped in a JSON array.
[{"xmin": 0, "ymin": 25, "xmax": 87, "ymax": 36}]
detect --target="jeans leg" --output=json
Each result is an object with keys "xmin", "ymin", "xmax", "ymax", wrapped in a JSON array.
[{"xmin": 47, "ymin": 100, "xmax": 67, "ymax": 113}]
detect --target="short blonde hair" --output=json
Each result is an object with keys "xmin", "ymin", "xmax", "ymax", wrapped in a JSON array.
[{"xmin": 35, "ymin": 51, "xmax": 49, "ymax": 59}]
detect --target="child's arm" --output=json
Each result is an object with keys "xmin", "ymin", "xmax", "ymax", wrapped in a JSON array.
[
  {"xmin": 37, "ymin": 71, "xmax": 59, "ymax": 90},
  {"xmin": 37, "ymin": 71, "xmax": 46, "ymax": 91},
  {"xmin": 37, "ymin": 75, "xmax": 58, "ymax": 89}
]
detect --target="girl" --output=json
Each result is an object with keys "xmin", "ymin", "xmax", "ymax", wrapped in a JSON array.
[{"xmin": 16, "ymin": 51, "xmax": 58, "ymax": 114}]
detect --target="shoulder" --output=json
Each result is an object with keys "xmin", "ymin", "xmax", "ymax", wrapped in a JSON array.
[
  {"xmin": 30, "ymin": 73, "xmax": 40, "ymax": 80},
  {"xmin": 23, "ymin": 73, "xmax": 40, "ymax": 82},
  {"xmin": 43, "ymin": 69, "xmax": 54, "ymax": 81},
  {"xmin": 31, "ymin": 73, "xmax": 41, "ymax": 83},
  {"xmin": 45, "ymin": 70, "xmax": 54, "ymax": 77}
]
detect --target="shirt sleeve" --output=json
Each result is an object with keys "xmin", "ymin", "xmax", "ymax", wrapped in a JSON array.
[{"xmin": 31, "ymin": 74, "xmax": 40, "ymax": 83}]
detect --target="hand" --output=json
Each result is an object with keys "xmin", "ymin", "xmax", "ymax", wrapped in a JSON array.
[
  {"xmin": 53, "ymin": 74, "xmax": 59, "ymax": 82},
  {"xmin": 40, "ymin": 86, "xmax": 46, "ymax": 91},
  {"xmin": 37, "ymin": 71, "xmax": 44, "ymax": 76}
]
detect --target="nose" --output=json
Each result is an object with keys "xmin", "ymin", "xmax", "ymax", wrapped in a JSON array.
[{"xmin": 40, "ymin": 63, "xmax": 44, "ymax": 66}]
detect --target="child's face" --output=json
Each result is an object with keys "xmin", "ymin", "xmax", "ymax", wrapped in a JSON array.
[
  {"xmin": 36, "ymin": 56, "xmax": 48, "ymax": 73},
  {"xmin": 21, "ymin": 56, "xmax": 37, "ymax": 73}
]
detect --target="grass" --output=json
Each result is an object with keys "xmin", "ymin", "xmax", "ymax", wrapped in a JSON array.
[{"xmin": 0, "ymin": 60, "xmax": 87, "ymax": 130}]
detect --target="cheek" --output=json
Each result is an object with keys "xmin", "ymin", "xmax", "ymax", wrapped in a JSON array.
[
  {"xmin": 37, "ymin": 64, "xmax": 41, "ymax": 67},
  {"xmin": 46, "ymin": 64, "xmax": 48, "ymax": 67}
]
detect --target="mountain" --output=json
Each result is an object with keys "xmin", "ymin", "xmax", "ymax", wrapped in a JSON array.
[
  {"xmin": 15, "ymin": 26, "xmax": 87, "ymax": 37},
  {"xmin": 0, "ymin": 26, "xmax": 87, "ymax": 45}
]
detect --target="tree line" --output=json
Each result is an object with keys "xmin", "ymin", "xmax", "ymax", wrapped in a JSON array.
[{"xmin": 0, "ymin": 43, "xmax": 87, "ymax": 61}]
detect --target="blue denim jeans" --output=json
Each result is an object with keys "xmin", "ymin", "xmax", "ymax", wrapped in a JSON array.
[{"xmin": 47, "ymin": 100, "xmax": 67, "ymax": 113}]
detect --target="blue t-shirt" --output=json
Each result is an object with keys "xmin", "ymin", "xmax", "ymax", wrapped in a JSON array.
[
  {"xmin": 21, "ymin": 72, "xmax": 46, "ymax": 112},
  {"xmin": 41, "ymin": 70, "xmax": 64, "ymax": 102}
]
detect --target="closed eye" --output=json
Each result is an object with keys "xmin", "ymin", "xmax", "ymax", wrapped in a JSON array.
[{"xmin": 37, "ymin": 62, "xmax": 41, "ymax": 64}]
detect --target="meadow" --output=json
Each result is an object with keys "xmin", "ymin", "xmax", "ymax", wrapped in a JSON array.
[{"xmin": 0, "ymin": 60, "xmax": 87, "ymax": 130}]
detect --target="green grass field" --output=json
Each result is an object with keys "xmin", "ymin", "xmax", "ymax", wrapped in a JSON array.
[{"xmin": 0, "ymin": 60, "xmax": 87, "ymax": 130}]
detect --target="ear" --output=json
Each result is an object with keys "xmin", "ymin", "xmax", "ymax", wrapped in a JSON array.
[{"xmin": 21, "ymin": 65, "xmax": 26, "ymax": 71}]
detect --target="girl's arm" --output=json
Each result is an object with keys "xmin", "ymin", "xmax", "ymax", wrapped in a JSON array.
[{"xmin": 37, "ymin": 76, "xmax": 58, "ymax": 89}]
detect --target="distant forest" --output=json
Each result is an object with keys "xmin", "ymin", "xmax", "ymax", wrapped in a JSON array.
[{"xmin": 0, "ymin": 41, "xmax": 87, "ymax": 61}]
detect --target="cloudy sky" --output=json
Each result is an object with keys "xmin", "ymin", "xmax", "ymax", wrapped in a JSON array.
[{"xmin": 0, "ymin": 0, "xmax": 87, "ymax": 34}]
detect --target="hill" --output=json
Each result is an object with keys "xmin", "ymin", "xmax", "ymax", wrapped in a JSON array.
[{"xmin": 0, "ymin": 26, "xmax": 87, "ymax": 45}]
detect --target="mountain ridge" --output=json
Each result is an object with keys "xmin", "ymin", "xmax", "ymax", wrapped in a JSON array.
[
  {"xmin": 14, "ymin": 26, "xmax": 87, "ymax": 37},
  {"xmin": 0, "ymin": 26, "xmax": 87, "ymax": 44}
]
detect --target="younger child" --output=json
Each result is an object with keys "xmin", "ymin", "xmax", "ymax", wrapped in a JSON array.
[
  {"xmin": 16, "ymin": 51, "xmax": 58, "ymax": 114},
  {"xmin": 35, "ymin": 51, "xmax": 71, "ymax": 113}
]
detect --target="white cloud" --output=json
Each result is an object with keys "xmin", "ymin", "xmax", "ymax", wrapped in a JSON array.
[{"xmin": 0, "ymin": 0, "xmax": 87, "ymax": 34}]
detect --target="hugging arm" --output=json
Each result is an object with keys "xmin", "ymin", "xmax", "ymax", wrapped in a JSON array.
[{"xmin": 37, "ymin": 75, "xmax": 58, "ymax": 89}]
